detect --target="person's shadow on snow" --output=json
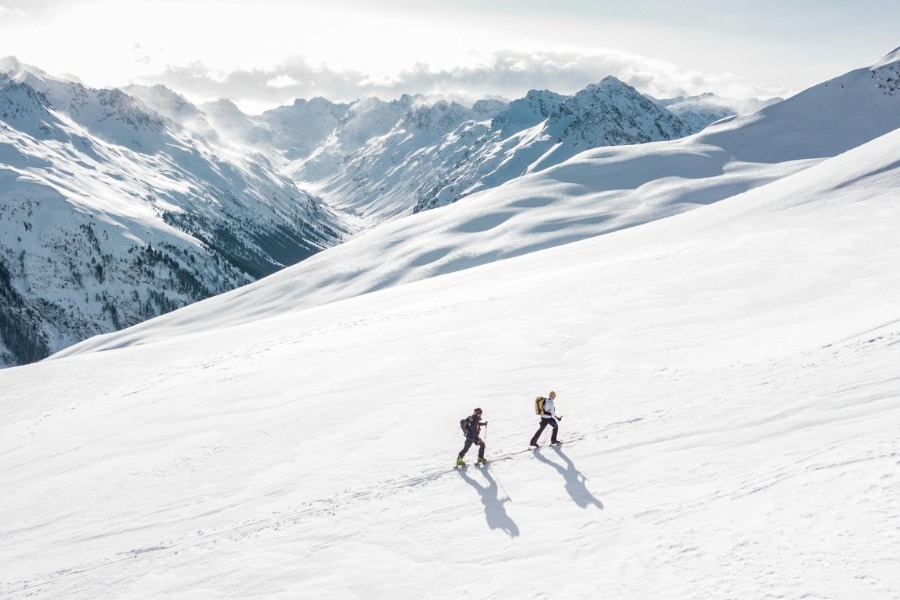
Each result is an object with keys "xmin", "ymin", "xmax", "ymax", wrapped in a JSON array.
[
  {"xmin": 458, "ymin": 467, "xmax": 520, "ymax": 538},
  {"xmin": 534, "ymin": 447, "xmax": 604, "ymax": 510}
]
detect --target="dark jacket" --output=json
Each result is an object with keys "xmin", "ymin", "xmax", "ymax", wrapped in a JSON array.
[{"xmin": 463, "ymin": 414, "xmax": 483, "ymax": 440}]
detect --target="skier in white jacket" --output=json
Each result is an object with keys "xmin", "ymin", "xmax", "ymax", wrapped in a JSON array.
[{"xmin": 529, "ymin": 390, "xmax": 563, "ymax": 447}]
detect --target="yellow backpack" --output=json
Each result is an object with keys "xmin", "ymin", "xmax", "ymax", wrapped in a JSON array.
[{"xmin": 534, "ymin": 396, "xmax": 546, "ymax": 415}]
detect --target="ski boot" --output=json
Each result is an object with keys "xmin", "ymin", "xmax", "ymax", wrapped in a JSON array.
[
  {"xmin": 477, "ymin": 456, "xmax": 489, "ymax": 465},
  {"xmin": 456, "ymin": 456, "xmax": 466, "ymax": 467}
]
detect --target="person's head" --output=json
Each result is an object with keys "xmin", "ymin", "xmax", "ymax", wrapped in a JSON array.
[
  {"xmin": 549, "ymin": 391, "xmax": 556, "ymax": 399},
  {"xmin": 473, "ymin": 407, "xmax": 483, "ymax": 416}
]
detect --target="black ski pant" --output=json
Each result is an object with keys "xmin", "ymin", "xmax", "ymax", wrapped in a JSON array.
[
  {"xmin": 530, "ymin": 417, "xmax": 558, "ymax": 445},
  {"xmin": 459, "ymin": 436, "xmax": 485, "ymax": 459}
]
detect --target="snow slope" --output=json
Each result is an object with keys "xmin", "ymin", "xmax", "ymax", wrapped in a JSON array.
[
  {"xmin": 59, "ymin": 47, "xmax": 900, "ymax": 349},
  {"xmin": 2, "ymin": 99, "xmax": 900, "ymax": 600},
  {"xmin": 695, "ymin": 46, "xmax": 900, "ymax": 162}
]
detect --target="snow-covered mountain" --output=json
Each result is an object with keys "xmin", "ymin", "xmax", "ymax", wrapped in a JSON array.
[
  {"xmin": 65, "ymin": 46, "xmax": 899, "ymax": 344},
  {"xmin": 288, "ymin": 77, "xmax": 697, "ymax": 222},
  {"xmin": 0, "ymin": 62, "xmax": 760, "ymax": 368},
  {"xmin": 658, "ymin": 92, "xmax": 780, "ymax": 132},
  {"xmin": 694, "ymin": 50, "xmax": 900, "ymax": 162},
  {"xmin": 4, "ymin": 46, "xmax": 898, "ymax": 369},
  {"xmin": 2, "ymin": 48, "xmax": 900, "ymax": 599},
  {"xmin": 0, "ymin": 58, "xmax": 347, "ymax": 367}
]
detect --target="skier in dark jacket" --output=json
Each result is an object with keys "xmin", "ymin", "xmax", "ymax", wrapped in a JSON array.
[
  {"xmin": 530, "ymin": 390, "xmax": 562, "ymax": 447},
  {"xmin": 457, "ymin": 408, "xmax": 488, "ymax": 466}
]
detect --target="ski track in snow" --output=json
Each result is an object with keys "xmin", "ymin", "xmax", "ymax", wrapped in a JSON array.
[
  {"xmin": 4, "ymin": 322, "xmax": 900, "ymax": 598},
  {"xmin": 4, "ymin": 332, "xmax": 900, "ymax": 598},
  {"xmin": 0, "ymin": 429, "xmax": 601, "ymax": 597},
  {"xmin": 1, "ymin": 402, "xmax": 649, "ymax": 595}
]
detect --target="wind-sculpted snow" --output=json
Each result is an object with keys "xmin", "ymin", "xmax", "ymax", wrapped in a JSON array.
[
  {"xmin": 54, "ymin": 137, "xmax": 814, "ymax": 350},
  {"xmin": 3, "ymin": 123, "xmax": 900, "ymax": 599}
]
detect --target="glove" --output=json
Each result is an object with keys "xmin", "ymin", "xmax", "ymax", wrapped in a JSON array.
[
  {"xmin": 482, "ymin": 421, "xmax": 488, "ymax": 427},
  {"xmin": 557, "ymin": 416, "xmax": 563, "ymax": 421}
]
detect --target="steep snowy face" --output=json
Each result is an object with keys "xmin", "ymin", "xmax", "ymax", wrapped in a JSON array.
[
  {"xmin": 257, "ymin": 97, "xmax": 350, "ymax": 160},
  {"xmin": 561, "ymin": 78, "xmax": 684, "ymax": 137},
  {"xmin": 125, "ymin": 84, "xmax": 222, "ymax": 143},
  {"xmin": 0, "ymin": 64, "xmax": 347, "ymax": 367},
  {"xmin": 289, "ymin": 95, "xmax": 495, "ymax": 221},
  {"xmin": 199, "ymin": 99, "xmax": 275, "ymax": 149},
  {"xmin": 283, "ymin": 95, "xmax": 414, "ymax": 185},
  {"xmin": 289, "ymin": 77, "xmax": 694, "ymax": 223},
  {"xmin": 0, "ymin": 74, "xmax": 54, "ymax": 136},
  {"xmin": 404, "ymin": 99, "xmax": 475, "ymax": 133},
  {"xmin": 7, "ymin": 69, "xmax": 171, "ymax": 154},
  {"xmin": 492, "ymin": 89, "xmax": 566, "ymax": 133},
  {"xmin": 410, "ymin": 77, "xmax": 695, "ymax": 212},
  {"xmin": 526, "ymin": 77, "xmax": 692, "ymax": 172}
]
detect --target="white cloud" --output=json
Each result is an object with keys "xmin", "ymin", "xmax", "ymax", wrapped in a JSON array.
[
  {"xmin": 266, "ymin": 74, "xmax": 301, "ymax": 89},
  {"xmin": 3, "ymin": 1, "xmax": 893, "ymax": 115},
  {"xmin": 143, "ymin": 48, "xmax": 785, "ymax": 113}
]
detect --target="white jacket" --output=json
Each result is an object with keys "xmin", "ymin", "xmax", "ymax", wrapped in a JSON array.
[{"xmin": 542, "ymin": 397, "xmax": 559, "ymax": 419}]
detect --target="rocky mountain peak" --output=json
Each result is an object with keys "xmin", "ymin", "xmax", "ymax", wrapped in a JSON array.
[{"xmin": 493, "ymin": 89, "xmax": 564, "ymax": 132}]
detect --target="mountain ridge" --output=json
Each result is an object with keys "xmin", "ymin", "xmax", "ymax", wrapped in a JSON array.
[
  {"xmin": 2, "ymin": 49, "xmax": 897, "ymax": 367},
  {"xmin": 289, "ymin": 75, "xmax": 700, "ymax": 222},
  {"xmin": 54, "ymin": 50, "xmax": 900, "ymax": 354}
]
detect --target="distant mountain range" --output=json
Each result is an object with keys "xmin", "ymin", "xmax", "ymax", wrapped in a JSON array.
[
  {"xmin": 60, "ymin": 46, "xmax": 899, "ymax": 350},
  {"xmin": 0, "ymin": 54, "xmax": 785, "ymax": 366},
  {"xmin": 129, "ymin": 77, "xmax": 777, "ymax": 225},
  {"xmin": 286, "ymin": 78, "xmax": 698, "ymax": 221}
]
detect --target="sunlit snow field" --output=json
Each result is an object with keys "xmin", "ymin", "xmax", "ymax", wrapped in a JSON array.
[{"xmin": 2, "ymin": 51, "xmax": 900, "ymax": 599}]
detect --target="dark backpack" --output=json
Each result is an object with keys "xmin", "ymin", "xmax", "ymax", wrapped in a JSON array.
[
  {"xmin": 534, "ymin": 396, "xmax": 546, "ymax": 415},
  {"xmin": 460, "ymin": 417, "xmax": 471, "ymax": 436}
]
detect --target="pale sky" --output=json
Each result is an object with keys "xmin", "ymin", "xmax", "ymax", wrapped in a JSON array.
[{"xmin": 1, "ymin": 0, "xmax": 898, "ymax": 113}]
